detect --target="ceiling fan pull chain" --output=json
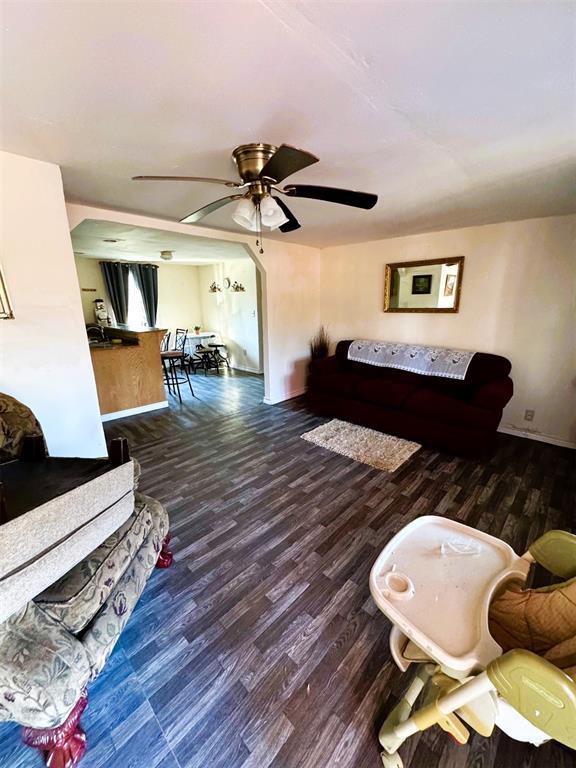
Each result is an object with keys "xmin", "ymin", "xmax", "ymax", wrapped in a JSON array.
[{"xmin": 256, "ymin": 201, "xmax": 264, "ymax": 254}]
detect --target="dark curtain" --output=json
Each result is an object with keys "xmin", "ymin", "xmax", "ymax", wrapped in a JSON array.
[
  {"xmin": 100, "ymin": 261, "xmax": 130, "ymax": 325},
  {"xmin": 131, "ymin": 263, "xmax": 159, "ymax": 328}
]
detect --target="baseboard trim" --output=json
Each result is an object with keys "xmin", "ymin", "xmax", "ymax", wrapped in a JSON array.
[
  {"xmin": 231, "ymin": 365, "xmax": 263, "ymax": 374},
  {"xmin": 498, "ymin": 425, "xmax": 576, "ymax": 450},
  {"xmin": 263, "ymin": 387, "xmax": 307, "ymax": 405},
  {"xmin": 101, "ymin": 401, "xmax": 169, "ymax": 422}
]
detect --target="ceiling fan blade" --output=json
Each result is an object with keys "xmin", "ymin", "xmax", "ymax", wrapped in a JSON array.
[
  {"xmin": 259, "ymin": 144, "xmax": 319, "ymax": 184},
  {"xmin": 273, "ymin": 197, "xmax": 301, "ymax": 232},
  {"xmin": 180, "ymin": 195, "xmax": 243, "ymax": 224},
  {"xmin": 133, "ymin": 175, "xmax": 242, "ymax": 188},
  {"xmin": 283, "ymin": 184, "xmax": 377, "ymax": 210}
]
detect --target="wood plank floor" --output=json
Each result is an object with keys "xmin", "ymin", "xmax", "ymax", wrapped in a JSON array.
[{"xmin": 1, "ymin": 370, "xmax": 574, "ymax": 768}]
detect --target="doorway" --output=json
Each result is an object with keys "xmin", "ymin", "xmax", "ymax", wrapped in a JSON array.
[{"xmin": 71, "ymin": 218, "xmax": 265, "ymax": 420}]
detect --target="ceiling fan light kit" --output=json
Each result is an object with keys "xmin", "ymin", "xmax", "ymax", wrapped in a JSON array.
[
  {"xmin": 259, "ymin": 195, "xmax": 289, "ymax": 229},
  {"xmin": 232, "ymin": 197, "xmax": 259, "ymax": 231},
  {"xmin": 133, "ymin": 142, "xmax": 378, "ymax": 251},
  {"xmin": 231, "ymin": 196, "xmax": 288, "ymax": 233}
]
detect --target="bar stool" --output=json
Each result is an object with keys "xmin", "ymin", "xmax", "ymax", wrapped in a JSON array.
[
  {"xmin": 160, "ymin": 331, "xmax": 174, "ymax": 395},
  {"xmin": 208, "ymin": 343, "xmax": 231, "ymax": 371},
  {"xmin": 160, "ymin": 331, "xmax": 171, "ymax": 352},
  {"xmin": 161, "ymin": 350, "xmax": 194, "ymax": 402},
  {"xmin": 162, "ymin": 329, "xmax": 194, "ymax": 402},
  {"xmin": 190, "ymin": 343, "xmax": 219, "ymax": 376}
]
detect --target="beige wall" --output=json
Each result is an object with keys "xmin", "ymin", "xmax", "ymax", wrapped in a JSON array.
[
  {"xmin": 0, "ymin": 152, "xmax": 106, "ymax": 457},
  {"xmin": 156, "ymin": 263, "xmax": 202, "ymax": 334},
  {"xmin": 320, "ymin": 214, "xmax": 576, "ymax": 447},
  {"xmin": 75, "ymin": 256, "xmax": 109, "ymax": 323},
  {"xmin": 66, "ymin": 204, "xmax": 575, "ymax": 448},
  {"xmin": 199, "ymin": 259, "xmax": 262, "ymax": 373},
  {"xmin": 74, "ymin": 256, "xmax": 203, "ymax": 334}
]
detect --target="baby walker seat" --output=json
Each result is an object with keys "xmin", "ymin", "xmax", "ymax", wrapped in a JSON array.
[{"xmin": 370, "ymin": 516, "xmax": 576, "ymax": 768}]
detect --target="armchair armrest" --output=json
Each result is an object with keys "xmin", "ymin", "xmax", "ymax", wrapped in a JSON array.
[
  {"xmin": 470, "ymin": 377, "xmax": 513, "ymax": 410},
  {"xmin": 0, "ymin": 602, "xmax": 90, "ymax": 729},
  {"xmin": 308, "ymin": 355, "xmax": 340, "ymax": 377}
]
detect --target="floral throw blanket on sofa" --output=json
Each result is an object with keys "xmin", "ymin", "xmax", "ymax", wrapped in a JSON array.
[{"xmin": 348, "ymin": 340, "xmax": 475, "ymax": 380}]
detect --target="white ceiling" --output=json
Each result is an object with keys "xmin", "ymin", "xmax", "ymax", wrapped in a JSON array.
[
  {"xmin": 71, "ymin": 220, "xmax": 248, "ymax": 264},
  {"xmin": 2, "ymin": 1, "xmax": 575, "ymax": 247}
]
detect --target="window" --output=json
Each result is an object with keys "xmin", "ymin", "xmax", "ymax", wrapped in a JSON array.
[{"xmin": 127, "ymin": 269, "xmax": 148, "ymax": 327}]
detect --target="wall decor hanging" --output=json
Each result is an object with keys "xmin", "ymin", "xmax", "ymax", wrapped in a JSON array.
[
  {"xmin": 384, "ymin": 256, "xmax": 464, "ymax": 313},
  {"xmin": 0, "ymin": 264, "xmax": 14, "ymax": 319}
]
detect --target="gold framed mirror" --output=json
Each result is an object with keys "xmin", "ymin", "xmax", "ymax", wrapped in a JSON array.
[{"xmin": 384, "ymin": 256, "xmax": 464, "ymax": 313}]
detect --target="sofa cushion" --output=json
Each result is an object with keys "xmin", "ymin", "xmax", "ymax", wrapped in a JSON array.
[
  {"xmin": 356, "ymin": 379, "xmax": 419, "ymax": 409},
  {"xmin": 35, "ymin": 496, "xmax": 153, "ymax": 634},
  {"xmin": 403, "ymin": 388, "xmax": 501, "ymax": 430},
  {"xmin": 309, "ymin": 371, "xmax": 364, "ymax": 397}
]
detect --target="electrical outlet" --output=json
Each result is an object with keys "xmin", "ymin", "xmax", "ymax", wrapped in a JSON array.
[{"xmin": 524, "ymin": 409, "xmax": 535, "ymax": 422}]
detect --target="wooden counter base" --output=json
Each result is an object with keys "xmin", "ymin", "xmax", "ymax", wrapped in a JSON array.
[{"xmin": 90, "ymin": 328, "xmax": 167, "ymax": 416}]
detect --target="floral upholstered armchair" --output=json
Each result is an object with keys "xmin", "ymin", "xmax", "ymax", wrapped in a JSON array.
[{"xmin": 0, "ymin": 393, "xmax": 173, "ymax": 768}]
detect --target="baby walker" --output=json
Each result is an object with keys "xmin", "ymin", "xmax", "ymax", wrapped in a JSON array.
[{"xmin": 370, "ymin": 516, "xmax": 576, "ymax": 767}]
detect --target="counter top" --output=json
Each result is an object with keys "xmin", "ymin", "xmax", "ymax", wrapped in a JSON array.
[
  {"xmin": 104, "ymin": 326, "xmax": 166, "ymax": 335},
  {"xmin": 90, "ymin": 342, "xmax": 132, "ymax": 351},
  {"xmin": 88, "ymin": 326, "xmax": 167, "ymax": 415}
]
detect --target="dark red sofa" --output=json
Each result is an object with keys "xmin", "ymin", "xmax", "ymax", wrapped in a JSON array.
[{"xmin": 307, "ymin": 340, "xmax": 513, "ymax": 458}]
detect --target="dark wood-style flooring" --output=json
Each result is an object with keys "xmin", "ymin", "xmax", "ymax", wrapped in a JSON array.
[{"xmin": 1, "ymin": 370, "xmax": 574, "ymax": 768}]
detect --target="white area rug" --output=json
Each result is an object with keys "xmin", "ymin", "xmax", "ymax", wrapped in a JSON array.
[{"xmin": 301, "ymin": 419, "xmax": 421, "ymax": 472}]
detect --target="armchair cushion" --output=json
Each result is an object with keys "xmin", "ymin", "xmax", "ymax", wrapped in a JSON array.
[
  {"xmin": 35, "ymin": 496, "xmax": 154, "ymax": 634},
  {"xmin": 0, "ymin": 393, "xmax": 44, "ymax": 463},
  {"xmin": 0, "ymin": 602, "xmax": 90, "ymax": 729}
]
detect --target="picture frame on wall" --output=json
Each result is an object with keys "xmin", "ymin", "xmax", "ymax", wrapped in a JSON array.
[
  {"xmin": 0, "ymin": 264, "xmax": 14, "ymax": 319},
  {"xmin": 411, "ymin": 274, "xmax": 432, "ymax": 295},
  {"xmin": 444, "ymin": 274, "xmax": 456, "ymax": 297},
  {"xmin": 383, "ymin": 256, "xmax": 464, "ymax": 313}
]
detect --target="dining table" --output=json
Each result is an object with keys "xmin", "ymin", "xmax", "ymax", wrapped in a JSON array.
[{"xmin": 184, "ymin": 331, "xmax": 219, "ymax": 355}]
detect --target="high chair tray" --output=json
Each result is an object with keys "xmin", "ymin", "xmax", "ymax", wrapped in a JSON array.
[{"xmin": 370, "ymin": 516, "xmax": 530, "ymax": 674}]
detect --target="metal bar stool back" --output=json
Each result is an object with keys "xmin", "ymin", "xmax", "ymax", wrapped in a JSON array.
[{"xmin": 161, "ymin": 328, "xmax": 194, "ymax": 402}]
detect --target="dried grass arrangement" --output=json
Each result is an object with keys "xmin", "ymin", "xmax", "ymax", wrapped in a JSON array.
[{"xmin": 310, "ymin": 326, "xmax": 330, "ymax": 359}]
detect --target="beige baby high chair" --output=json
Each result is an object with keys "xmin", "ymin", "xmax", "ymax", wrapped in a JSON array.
[{"xmin": 370, "ymin": 516, "xmax": 576, "ymax": 767}]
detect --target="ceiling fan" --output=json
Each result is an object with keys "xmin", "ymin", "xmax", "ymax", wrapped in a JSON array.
[{"xmin": 133, "ymin": 143, "xmax": 378, "ymax": 243}]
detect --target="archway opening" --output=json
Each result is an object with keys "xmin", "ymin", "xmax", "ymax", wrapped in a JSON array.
[{"xmin": 70, "ymin": 217, "xmax": 268, "ymax": 419}]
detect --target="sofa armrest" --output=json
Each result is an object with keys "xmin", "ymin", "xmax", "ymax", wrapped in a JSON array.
[
  {"xmin": 308, "ymin": 355, "xmax": 340, "ymax": 377},
  {"xmin": 471, "ymin": 377, "xmax": 513, "ymax": 411}
]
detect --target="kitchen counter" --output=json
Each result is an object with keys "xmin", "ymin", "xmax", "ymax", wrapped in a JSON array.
[{"xmin": 89, "ymin": 327, "xmax": 167, "ymax": 418}]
